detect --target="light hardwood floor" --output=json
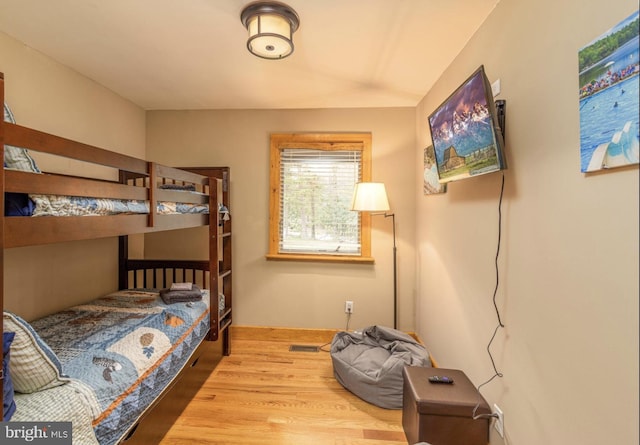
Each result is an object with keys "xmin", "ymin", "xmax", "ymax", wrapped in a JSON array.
[{"xmin": 158, "ymin": 327, "xmax": 408, "ymax": 445}]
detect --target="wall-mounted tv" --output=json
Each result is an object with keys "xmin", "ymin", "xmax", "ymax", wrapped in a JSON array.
[{"xmin": 428, "ymin": 65, "xmax": 506, "ymax": 183}]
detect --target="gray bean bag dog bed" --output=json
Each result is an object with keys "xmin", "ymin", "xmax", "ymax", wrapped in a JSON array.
[{"xmin": 330, "ymin": 325, "xmax": 431, "ymax": 409}]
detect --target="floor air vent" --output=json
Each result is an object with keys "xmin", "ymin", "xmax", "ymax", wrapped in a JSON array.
[{"xmin": 289, "ymin": 344, "xmax": 320, "ymax": 353}]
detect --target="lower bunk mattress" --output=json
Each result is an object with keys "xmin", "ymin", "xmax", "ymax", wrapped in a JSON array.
[{"xmin": 9, "ymin": 288, "xmax": 210, "ymax": 445}]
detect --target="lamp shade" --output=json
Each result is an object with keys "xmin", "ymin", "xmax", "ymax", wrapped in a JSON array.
[
  {"xmin": 351, "ymin": 182, "xmax": 391, "ymax": 212},
  {"xmin": 240, "ymin": 1, "xmax": 300, "ymax": 59}
]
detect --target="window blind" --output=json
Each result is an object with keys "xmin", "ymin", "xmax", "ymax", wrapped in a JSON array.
[{"xmin": 279, "ymin": 148, "xmax": 362, "ymax": 255}]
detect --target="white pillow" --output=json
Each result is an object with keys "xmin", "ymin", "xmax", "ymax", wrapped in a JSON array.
[
  {"xmin": 3, "ymin": 312, "xmax": 69, "ymax": 393},
  {"xmin": 3, "ymin": 102, "xmax": 41, "ymax": 173}
]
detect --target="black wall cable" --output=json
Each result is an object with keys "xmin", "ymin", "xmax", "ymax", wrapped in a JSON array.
[{"xmin": 473, "ymin": 171, "xmax": 506, "ymax": 421}]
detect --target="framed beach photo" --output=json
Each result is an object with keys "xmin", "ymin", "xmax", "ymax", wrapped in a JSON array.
[{"xmin": 579, "ymin": 11, "xmax": 639, "ymax": 173}]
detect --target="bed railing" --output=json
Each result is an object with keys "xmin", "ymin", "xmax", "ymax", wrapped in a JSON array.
[
  {"xmin": 121, "ymin": 259, "xmax": 211, "ymax": 290},
  {"xmin": 2, "ymin": 98, "xmax": 213, "ymax": 247}
]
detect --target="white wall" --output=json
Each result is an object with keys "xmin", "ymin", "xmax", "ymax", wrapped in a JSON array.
[
  {"xmin": 415, "ymin": 0, "xmax": 639, "ymax": 444},
  {"xmin": 145, "ymin": 108, "xmax": 417, "ymax": 331}
]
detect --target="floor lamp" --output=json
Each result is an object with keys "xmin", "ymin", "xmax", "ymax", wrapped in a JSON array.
[{"xmin": 351, "ymin": 182, "xmax": 397, "ymax": 329}]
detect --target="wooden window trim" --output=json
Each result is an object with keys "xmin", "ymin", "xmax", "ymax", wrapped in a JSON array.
[{"xmin": 267, "ymin": 133, "xmax": 373, "ymax": 264}]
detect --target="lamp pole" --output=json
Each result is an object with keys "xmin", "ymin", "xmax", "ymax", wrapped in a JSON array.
[
  {"xmin": 385, "ymin": 212, "xmax": 397, "ymax": 329},
  {"xmin": 350, "ymin": 182, "xmax": 397, "ymax": 330}
]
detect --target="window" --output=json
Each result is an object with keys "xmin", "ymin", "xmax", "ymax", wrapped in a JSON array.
[{"xmin": 267, "ymin": 133, "xmax": 373, "ymax": 263}]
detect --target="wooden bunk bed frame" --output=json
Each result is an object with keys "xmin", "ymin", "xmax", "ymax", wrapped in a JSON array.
[{"xmin": 1, "ymin": 72, "xmax": 229, "ymax": 438}]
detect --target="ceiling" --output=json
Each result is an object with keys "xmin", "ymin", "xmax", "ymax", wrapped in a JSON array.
[{"xmin": 0, "ymin": 0, "xmax": 499, "ymax": 110}]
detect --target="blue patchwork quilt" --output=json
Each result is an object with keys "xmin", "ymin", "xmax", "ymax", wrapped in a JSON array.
[
  {"xmin": 29, "ymin": 289, "xmax": 210, "ymax": 445},
  {"xmin": 28, "ymin": 194, "xmax": 210, "ymax": 216}
]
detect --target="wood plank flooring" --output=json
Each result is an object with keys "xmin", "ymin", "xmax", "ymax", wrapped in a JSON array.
[{"xmin": 158, "ymin": 327, "xmax": 407, "ymax": 445}]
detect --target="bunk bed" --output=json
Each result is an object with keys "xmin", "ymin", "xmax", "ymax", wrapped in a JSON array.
[{"xmin": 1, "ymin": 72, "xmax": 230, "ymax": 444}]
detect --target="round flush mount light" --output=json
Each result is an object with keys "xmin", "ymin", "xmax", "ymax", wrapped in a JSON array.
[{"xmin": 240, "ymin": 1, "xmax": 300, "ymax": 60}]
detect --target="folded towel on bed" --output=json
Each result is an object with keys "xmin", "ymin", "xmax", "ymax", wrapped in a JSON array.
[{"xmin": 159, "ymin": 285, "xmax": 203, "ymax": 304}]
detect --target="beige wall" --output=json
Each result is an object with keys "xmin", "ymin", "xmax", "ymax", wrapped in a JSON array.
[
  {"xmin": 1, "ymin": 31, "xmax": 146, "ymax": 319},
  {"xmin": 415, "ymin": 0, "xmax": 639, "ymax": 444},
  {"xmin": 145, "ymin": 108, "xmax": 417, "ymax": 330}
]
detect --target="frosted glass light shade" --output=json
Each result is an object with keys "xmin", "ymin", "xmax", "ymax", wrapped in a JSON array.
[
  {"xmin": 241, "ymin": 2, "xmax": 300, "ymax": 60},
  {"xmin": 351, "ymin": 182, "xmax": 391, "ymax": 212},
  {"xmin": 247, "ymin": 14, "xmax": 292, "ymax": 58}
]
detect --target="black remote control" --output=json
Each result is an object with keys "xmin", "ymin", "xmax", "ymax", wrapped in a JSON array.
[{"xmin": 428, "ymin": 375, "xmax": 454, "ymax": 384}]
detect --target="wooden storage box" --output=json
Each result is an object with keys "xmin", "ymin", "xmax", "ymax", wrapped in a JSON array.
[{"xmin": 402, "ymin": 367, "xmax": 491, "ymax": 445}]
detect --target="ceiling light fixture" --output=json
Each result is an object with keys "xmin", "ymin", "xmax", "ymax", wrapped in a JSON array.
[{"xmin": 240, "ymin": 1, "xmax": 300, "ymax": 60}]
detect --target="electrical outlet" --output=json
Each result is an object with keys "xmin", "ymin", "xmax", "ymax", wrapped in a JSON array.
[
  {"xmin": 493, "ymin": 404, "xmax": 504, "ymax": 438},
  {"xmin": 345, "ymin": 300, "xmax": 354, "ymax": 314}
]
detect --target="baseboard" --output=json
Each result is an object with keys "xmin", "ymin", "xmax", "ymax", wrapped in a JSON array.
[
  {"xmin": 230, "ymin": 325, "xmax": 340, "ymax": 343},
  {"xmin": 232, "ymin": 327, "xmax": 431, "ymax": 352},
  {"xmin": 230, "ymin": 326, "xmax": 438, "ymax": 366}
]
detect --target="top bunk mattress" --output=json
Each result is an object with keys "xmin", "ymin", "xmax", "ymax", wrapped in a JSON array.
[{"xmin": 5, "ymin": 192, "xmax": 210, "ymax": 217}]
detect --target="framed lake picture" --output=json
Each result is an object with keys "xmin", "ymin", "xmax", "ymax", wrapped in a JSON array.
[{"xmin": 579, "ymin": 11, "xmax": 639, "ymax": 173}]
